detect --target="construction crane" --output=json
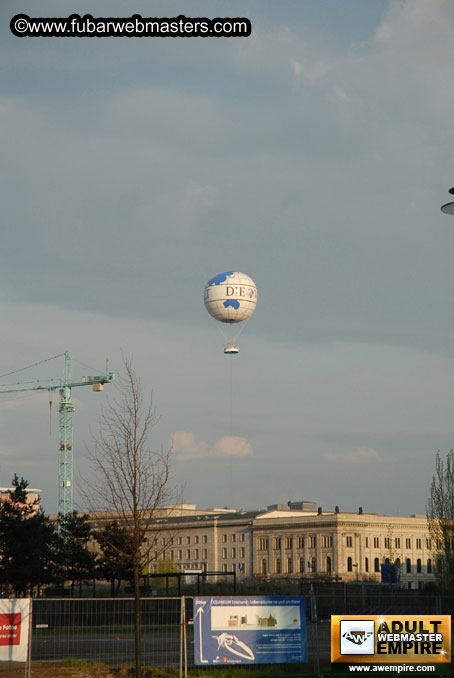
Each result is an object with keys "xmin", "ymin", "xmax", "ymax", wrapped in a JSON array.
[{"xmin": 0, "ymin": 352, "xmax": 114, "ymax": 515}]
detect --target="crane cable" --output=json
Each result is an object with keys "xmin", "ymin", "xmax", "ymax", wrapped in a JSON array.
[{"xmin": 0, "ymin": 352, "xmax": 66, "ymax": 381}]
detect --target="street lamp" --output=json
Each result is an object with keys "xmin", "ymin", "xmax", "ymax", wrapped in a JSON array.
[{"xmin": 441, "ymin": 187, "xmax": 454, "ymax": 214}]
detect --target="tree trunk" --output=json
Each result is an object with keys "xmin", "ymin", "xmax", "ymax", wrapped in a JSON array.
[{"xmin": 133, "ymin": 564, "xmax": 142, "ymax": 678}]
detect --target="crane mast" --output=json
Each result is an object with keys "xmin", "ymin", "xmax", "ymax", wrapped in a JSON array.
[
  {"xmin": 0, "ymin": 352, "xmax": 115, "ymax": 515},
  {"xmin": 59, "ymin": 353, "xmax": 75, "ymax": 516}
]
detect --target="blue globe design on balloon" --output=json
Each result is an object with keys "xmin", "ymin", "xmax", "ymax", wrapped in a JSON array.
[{"xmin": 204, "ymin": 272, "xmax": 257, "ymax": 324}]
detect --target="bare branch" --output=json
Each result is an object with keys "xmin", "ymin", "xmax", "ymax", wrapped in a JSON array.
[{"xmin": 79, "ymin": 354, "xmax": 182, "ymax": 678}]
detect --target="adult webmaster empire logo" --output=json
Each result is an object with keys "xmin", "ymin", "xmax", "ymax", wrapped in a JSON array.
[
  {"xmin": 340, "ymin": 620, "xmax": 375, "ymax": 655},
  {"xmin": 331, "ymin": 615, "xmax": 451, "ymax": 667}
]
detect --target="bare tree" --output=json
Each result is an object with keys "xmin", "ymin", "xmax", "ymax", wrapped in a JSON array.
[
  {"xmin": 426, "ymin": 450, "xmax": 454, "ymax": 592},
  {"xmin": 81, "ymin": 356, "xmax": 181, "ymax": 678}
]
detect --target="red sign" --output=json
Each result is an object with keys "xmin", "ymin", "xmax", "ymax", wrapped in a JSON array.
[{"xmin": 0, "ymin": 614, "xmax": 21, "ymax": 646}]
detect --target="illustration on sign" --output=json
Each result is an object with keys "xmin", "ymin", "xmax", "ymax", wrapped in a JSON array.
[{"xmin": 193, "ymin": 596, "xmax": 307, "ymax": 665}]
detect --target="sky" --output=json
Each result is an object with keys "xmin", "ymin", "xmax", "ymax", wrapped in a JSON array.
[{"xmin": 1, "ymin": 0, "xmax": 454, "ymax": 516}]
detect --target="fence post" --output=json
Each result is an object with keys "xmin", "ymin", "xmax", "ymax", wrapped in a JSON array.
[
  {"xmin": 183, "ymin": 597, "xmax": 188, "ymax": 678},
  {"xmin": 310, "ymin": 584, "xmax": 320, "ymax": 678},
  {"xmin": 180, "ymin": 597, "xmax": 184, "ymax": 678},
  {"xmin": 25, "ymin": 599, "xmax": 32, "ymax": 678}
]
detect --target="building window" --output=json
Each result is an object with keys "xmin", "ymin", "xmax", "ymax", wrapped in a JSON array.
[
  {"xmin": 194, "ymin": 536, "xmax": 199, "ymax": 544},
  {"xmin": 416, "ymin": 538, "xmax": 422, "ymax": 549},
  {"xmin": 347, "ymin": 557, "xmax": 353, "ymax": 572},
  {"xmin": 161, "ymin": 537, "xmax": 166, "ymax": 546},
  {"xmin": 178, "ymin": 550, "xmax": 182, "ymax": 560},
  {"xmin": 202, "ymin": 549, "xmax": 207, "ymax": 559},
  {"xmin": 186, "ymin": 537, "xmax": 190, "ymax": 544},
  {"xmin": 261, "ymin": 559, "xmax": 267, "ymax": 575},
  {"xmin": 374, "ymin": 537, "xmax": 379, "ymax": 548},
  {"xmin": 275, "ymin": 558, "xmax": 281, "ymax": 574},
  {"xmin": 285, "ymin": 537, "xmax": 293, "ymax": 549},
  {"xmin": 258, "ymin": 538, "xmax": 268, "ymax": 551},
  {"xmin": 406, "ymin": 558, "xmax": 412, "ymax": 573},
  {"xmin": 203, "ymin": 535, "xmax": 207, "ymax": 543},
  {"xmin": 327, "ymin": 556, "xmax": 332, "ymax": 573},
  {"xmin": 346, "ymin": 536, "xmax": 353, "ymax": 547},
  {"xmin": 426, "ymin": 539, "xmax": 431, "ymax": 550},
  {"xmin": 416, "ymin": 558, "xmax": 422, "ymax": 574},
  {"xmin": 384, "ymin": 537, "xmax": 391, "ymax": 549},
  {"xmin": 178, "ymin": 537, "xmax": 182, "ymax": 545},
  {"xmin": 223, "ymin": 564, "xmax": 228, "ymax": 573},
  {"xmin": 287, "ymin": 557, "xmax": 293, "ymax": 573},
  {"xmin": 222, "ymin": 548, "xmax": 227, "ymax": 558},
  {"xmin": 240, "ymin": 563, "xmax": 245, "ymax": 573},
  {"xmin": 427, "ymin": 558, "xmax": 432, "ymax": 574},
  {"xmin": 231, "ymin": 534, "xmax": 236, "ymax": 542},
  {"xmin": 273, "ymin": 537, "xmax": 281, "ymax": 550},
  {"xmin": 297, "ymin": 536, "xmax": 304, "ymax": 549},
  {"xmin": 241, "ymin": 533, "xmax": 245, "ymax": 542},
  {"xmin": 240, "ymin": 547, "xmax": 245, "ymax": 557},
  {"xmin": 186, "ymin": 550, "xmax": 190, "ymax": 560},
  {"xmin": 311, "ymin": 556, "xmax": 316, "ymax": 572},
  {"xmin": 323, "ymin": 536, "xmax": 332, "ymax": 547},
  {"xmin": 231, "ymin": 548, "xmax": 236, "ymax": 558},
  {"xmin": 406, "ymin": 538, "xmax": 411, "ymax": 549},
  {"xmin": 309, "ymin": 536, "xmax": 316, "ymax": 548},
  {"xmin": 299, "ymin": 557, "xmax": 305, "ymax": 573},
  {"xmin": 374, "ymin": 558, "xmax": 380, "ymax": 572},
  {"xmin": 395, "ymin": 538, "xmax": 401, "ymax": 548},
  {"xmin": 222, "ymin": 535, "xmax": 227, "ymax": 543},
  {"xmin": 365, "ymin": 537, "xmax": 369, "ymax": 548},
  {"xmin": 194, "ymin": 549, "xmax": 199, "ymax": 559},
  {"xmin": 365, "ymin": 557, "xmax": 369, "ymax": 572}
]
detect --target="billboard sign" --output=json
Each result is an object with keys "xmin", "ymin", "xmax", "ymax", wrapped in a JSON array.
[
  {"xmin": 0, "ymin": 599, "xmax": 31, "ymax": 662},
  {"xmin": 331, "ymin": 614, "xmax": 451, "ymax": 675},
  {"xmin": 193, "ymin": 595, "xmax": 307, "ymax": 665}
]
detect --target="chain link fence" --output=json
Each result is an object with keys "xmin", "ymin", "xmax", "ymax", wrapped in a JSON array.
[
  {"xmin": 28, "ymin": 590, "xmax": 454, "ymax": 677},
  {"xmin": 32, "ymin": 597, "xmax": 181, "ymax": 667}
]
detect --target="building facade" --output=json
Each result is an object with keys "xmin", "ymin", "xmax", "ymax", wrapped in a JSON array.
[{"xmin": 148, "ymin": 501, "xmax": 435, "ymax": 588}]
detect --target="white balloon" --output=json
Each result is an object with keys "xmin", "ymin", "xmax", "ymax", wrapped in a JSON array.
[{"xmin": 204, "ymin": 272, "xmax": 257, "ymax": 324}]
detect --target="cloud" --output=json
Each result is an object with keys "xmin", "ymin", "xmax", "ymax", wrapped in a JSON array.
[
  {"xmin": 289, "ymin": 58, "xmax": 302, "ymax": 77},
  {"xmin": 172, "ymin": 432, "xmax": 253, "ymax": 460},
  {"xmin": 0, "ymin": 446, "xmax": 14, "ymax": 458},
  {"xmin": 332, "ymin": 87, "xmax": 350, "ymax": 102},
  {"xmin": 172, "ymin": 431, "xmax": 209, "ymax": 460},
  {"xmin": 289, "ymin": 56, "xmax": 329, "ymax": 82},
  {"xmin": 322, "ymin": 447, "xmax": 382, "ymax": 463},
  {"xmin": 214, "ymin": 436, "xmax": 253, "ymax": 457}
]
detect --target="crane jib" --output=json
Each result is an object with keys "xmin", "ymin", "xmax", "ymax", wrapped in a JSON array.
[{"xmin": 0, "ymin": 353, "xmax": 115, "ymax": 515}]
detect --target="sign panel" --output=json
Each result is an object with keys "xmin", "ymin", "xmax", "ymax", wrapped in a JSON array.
[
  {"xmin": 331, "ymin": 614, "xmax": 451, "ymax": 676},
  {"xmin": 193, "ymin": 596, "xmax": 307, "ymax": 665},
  {"xmin": 0, "ymin": 599, "xmax": 31, "ymax": 662}
]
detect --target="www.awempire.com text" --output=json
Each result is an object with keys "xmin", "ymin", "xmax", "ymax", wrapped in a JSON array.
[
  {"xmin": 331, "ymin": 615, "xmax": 451, "ymax": 676},
  {"xmin": 10, "ymin": 13, "xmax": 251, "ymax": 38}
]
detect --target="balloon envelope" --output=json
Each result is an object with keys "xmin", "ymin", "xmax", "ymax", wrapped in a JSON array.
[{"xmin": 204, "ymin": 272, "xmax": 257, "ymax": 324}]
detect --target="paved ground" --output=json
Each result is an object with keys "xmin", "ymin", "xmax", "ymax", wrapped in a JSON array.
[{"xmin": 32, "ymin": 631, "xmax": 180, "ymax": 666}]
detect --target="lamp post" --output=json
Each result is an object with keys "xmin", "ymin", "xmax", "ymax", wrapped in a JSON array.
[{"xmin": 441, "ymin": 187, "xmax": 454, "ymax": 214}]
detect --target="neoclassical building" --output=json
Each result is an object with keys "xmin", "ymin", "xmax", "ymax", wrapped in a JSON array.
[{"xmin": 145, "ymin": 500, "xmax": 435, "ymax": 588}]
